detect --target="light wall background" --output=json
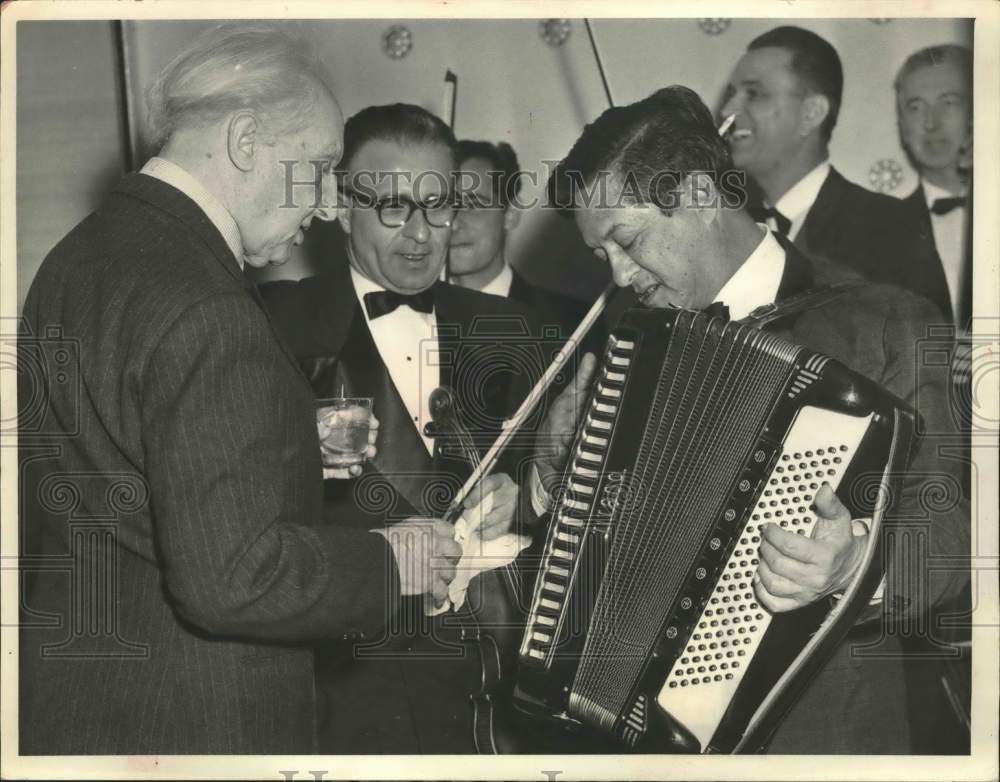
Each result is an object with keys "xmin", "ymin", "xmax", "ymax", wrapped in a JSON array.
[{"xmin": 16, "ymin": 18, "xmax": 974, "ymax": 313}]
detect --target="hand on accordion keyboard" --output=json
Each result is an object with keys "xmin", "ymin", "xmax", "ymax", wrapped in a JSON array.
[
  {"xmin": 754, "ymin": 484, "xmax": 868, "ymax": 612},
  {"xmin": 533, "ymin": 352, "xmax": 598, "ymax": 495}
]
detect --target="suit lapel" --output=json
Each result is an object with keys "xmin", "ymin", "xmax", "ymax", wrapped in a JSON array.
[
  {"xmin": 430, "ymin": 283, "xmax": 515, "ymax": 475},
  {"xmin": 774, "ymin": 234, "xmax": 816, "ymax": 301},
  {"xmin": 507, "ymin": 269, "xmax": 531, "ymax": 306},
  {"xmin": 905, "ymin": 187, "xmax": 956, "ymax": 323},
  {"xmin": 794, "ymin": 167, "xmax": 842, "ymax": 257},
  {"xmin": 430, "ymin": 282, "xmax": 474, "ymax": 477}
]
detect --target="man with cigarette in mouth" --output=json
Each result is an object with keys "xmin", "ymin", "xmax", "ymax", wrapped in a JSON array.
[{"xmin": 719, "ymin": 25, "xmax": 944, "ymax": 317}]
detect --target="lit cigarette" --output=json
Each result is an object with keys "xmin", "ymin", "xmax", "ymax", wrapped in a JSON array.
[{"xmin": 718, "ymin": 113, "xmax": 736, "ymax": 137}]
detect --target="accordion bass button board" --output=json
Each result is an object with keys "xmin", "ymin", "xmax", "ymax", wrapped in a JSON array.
[{"xmin": 512, "ymin": 307, "xmax": 915, "ymax": 753}]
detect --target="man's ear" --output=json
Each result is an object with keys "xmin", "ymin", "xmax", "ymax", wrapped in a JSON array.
[
  {"xmin": 337, "ymin": 192, "xmax": 352, "ymax": 235},
  {"xmin": 684, "ymin": 173, "xmax": 721, "ymax": 225},
  {"xmin": 503, "ymin": 204, "xmax": 521, "ymax": 232},
  {"xmin": 801, "ymin": 94, "xmax": 830, "ymax": 137},
  {"xmin": 228, "ymin": 112, "xmax": 259, "ymax": 172}
]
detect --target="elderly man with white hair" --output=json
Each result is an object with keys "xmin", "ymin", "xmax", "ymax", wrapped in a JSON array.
[{"xmin": 19, "ymin": 25, "xmax": 464, "ymax": 754}]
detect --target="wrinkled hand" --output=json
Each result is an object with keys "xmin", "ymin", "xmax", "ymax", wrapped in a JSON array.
[
  {"xmin": 535, "ymin": 353, "xmax": 597, "ymax": 489},
  {"xmin": 754, "ymin": 483, "xmax": 867, "ymax": 613},
  {"xmin": 320, "ymin": 415, "xmax": 380, "ymax": 479},
  {"xmin": 462, "ymin": 473, "xmax": 519, "ymax": 542},
  {"xmin": 378, "ymin": 518, "xmax": 462, "ymax": 606}
]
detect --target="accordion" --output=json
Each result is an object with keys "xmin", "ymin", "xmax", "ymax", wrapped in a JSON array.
[{"xmin": 513, "ymin": 307, "xmax": 915, "ymax": 753}]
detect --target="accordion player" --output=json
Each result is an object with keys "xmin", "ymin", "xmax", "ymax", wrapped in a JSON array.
[{"xmin": 513, "ymin": 306, "xmax": 916, "ymax": 753}]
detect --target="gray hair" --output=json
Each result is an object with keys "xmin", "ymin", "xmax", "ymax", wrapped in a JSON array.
[
  {"xmin": 894, "ymin": 44, "xmax": 972, "ymax": 96},
  {"xmin": 146, "ymin": 24, "xmax": 333, "ymax": 146}
]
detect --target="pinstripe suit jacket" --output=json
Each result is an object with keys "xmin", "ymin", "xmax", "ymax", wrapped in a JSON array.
[{"xmin": 18, "ymin": 174, "xmax": 399, "ymax": 754}]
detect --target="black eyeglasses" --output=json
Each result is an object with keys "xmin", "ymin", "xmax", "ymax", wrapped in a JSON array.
[{"xmin": 342, "ymin": 186, "xmax": 456, "ymax": 229}]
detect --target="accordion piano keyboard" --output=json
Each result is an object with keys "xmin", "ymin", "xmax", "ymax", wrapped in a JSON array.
[{"xmin": 521, "ymin": 336, "xmax": 636, "ymax": 665}]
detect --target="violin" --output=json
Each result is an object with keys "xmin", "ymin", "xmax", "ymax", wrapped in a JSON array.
[{"xmin": 429, "ymin": 385, "xmax": 530, "ymax": 754}]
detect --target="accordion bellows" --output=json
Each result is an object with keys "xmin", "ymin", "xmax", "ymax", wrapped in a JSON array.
[{"xmin": 513, "ymin": 307, "xmax": 914, "ymax": 753}]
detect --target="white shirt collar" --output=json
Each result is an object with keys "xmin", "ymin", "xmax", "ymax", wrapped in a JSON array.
[
  {"xmin": 140, "ymin": 157, "xmax": 244, "ymax": 267},
  {"xmin": 478, "ymin": 262, "xmax": 514, "ymax": 298},
  {"xmin": 772, "ymin": 160, "xmax": 831, "ymax": 239},
  {"xmin": 350, "ymin": 264, "xmax": 386, "ymax": 309},
  {"xmin": 920, "ymin": 178, "xmax": 966, "ymax": 210},
  {"xmin": 714, "ymin": 225, "xmax": 787, "ymax": 321}
]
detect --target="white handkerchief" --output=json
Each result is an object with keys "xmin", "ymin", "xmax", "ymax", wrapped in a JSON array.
[{"xmin": 425, "ymin": 490, "xmax": 532, "ymax": 616}]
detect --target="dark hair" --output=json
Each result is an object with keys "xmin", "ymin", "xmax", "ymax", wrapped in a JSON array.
[
  {"xmin": 547, "ymin": 85, "xmax": 735, "ymax": 213},
  {"xmin": 339, "ymin": 103, "xmax": 456, "ymax": 174},
  {"xmin": 457, "ymin": 139, "xmax": 522, "ymax": 207},
  {"xmin": 749, "ymin": 25, "xmax": 843, "ymax": 141},
  {"xmin": 894, "ymin": 44, "xmax": 972, "ymax": 96}
]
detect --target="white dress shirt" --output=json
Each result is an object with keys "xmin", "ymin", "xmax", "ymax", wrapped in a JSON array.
[
  {"xmin": 478, "ymin": 261, "xmax": 514, "ymax": 298},
  {"xmin": 140, "ymin": 157, "xmax": 244, "ymax": 266},
  {"xmin": 350, "ymin": 266, "xmax": 439, "ymax": 455},
  {"xmin": 769, "ymin": 160, "xmax": 831, "ymax": 241},
  {"xmin": 714, "ymin": 226, "xmax": 786, "ymax": 320},
  {"xmin": 920, "ymin": 179, "xmax": 969, "ymax": 325}
]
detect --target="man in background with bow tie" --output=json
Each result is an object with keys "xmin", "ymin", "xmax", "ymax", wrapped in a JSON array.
[
  {"xmin": 719, "ymin": 25, "xmax": 945, "ymax": 317},
  {"xmin": 261, "ymin": 102, "xmax": 549, "ymax": 753},
  {"xmin": 895, "ymin": 44, "xmax": 973, "ymax": 332},
  {"xmin": 534, "ymin": 85, "xmax": 969, "ymax": 753}
]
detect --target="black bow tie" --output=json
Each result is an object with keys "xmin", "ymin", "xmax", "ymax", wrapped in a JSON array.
[
  {"xmin": 363, "ymin": 288, "xmax": 435, "ymax": 319},
  {"xmin": 930, "ymin": 196, "xmax": 966, "ymax": 216},
  {"xmin": 702, "ymin": 301, "xmax": 731, "ymax": 322},
  {"xmin": 760, "ymin": 206, "xmax": 792, "ymax": 237}
]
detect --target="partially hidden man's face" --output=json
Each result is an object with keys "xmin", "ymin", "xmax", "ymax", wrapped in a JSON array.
[
  {"xmin": 574, "ymin": 181, "xmax": 717, "ymax": 311},
  {"xmin": 241, "ymin": 88, "xmax": 343, "ymax": 268},
  {"xmin": 720, "ymin": 46, "xmax": 813, "ymax": 178},
  {"xmin": 340, "ymin": 139, "xmax": 454, "ymax": 294},
  {"xmin": 448, "ymin": 156, "xmax": 509, "ymax": 277},
  {"xmin": 897, "ymin": 61, "xmax": 972, "ymax": 175}
]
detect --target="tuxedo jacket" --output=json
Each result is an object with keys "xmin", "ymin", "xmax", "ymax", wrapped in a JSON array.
[
  {"xmin": 18, "ymin": 174, "xmax": 397, "ymax": 754},
  {"xmin": 260, "ymin": 264, "xmax": 550, "ymax": 753},
  {"xmin": 898, "ymin": 185, "xmax": 971, "ymax": 328},
  {"xmin": 750, "ymin": 238, "xmax": 969, "ymax": 753},
  {"xmin": 793, "ymin": 167, "xmax": 950, "ymax": 323}
]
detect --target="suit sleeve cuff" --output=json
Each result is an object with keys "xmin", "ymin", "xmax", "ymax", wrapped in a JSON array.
[
  {"xmin": 831, "ymin": 518, "xmax": 885, "ymax": 606},
  {"xmin": 529, "ymin": 464, "xmax": 554, "ymax": 517}
]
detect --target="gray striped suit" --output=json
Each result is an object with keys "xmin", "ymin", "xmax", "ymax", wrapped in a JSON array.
[{"xmin": 19, "ymin": 174, "xmax": 399, "ymax": 754}]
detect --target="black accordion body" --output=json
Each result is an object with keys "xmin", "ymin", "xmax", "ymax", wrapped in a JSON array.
[{"xmin": 513, "ymin": 307, "xmax": 915, "ymax": 753}]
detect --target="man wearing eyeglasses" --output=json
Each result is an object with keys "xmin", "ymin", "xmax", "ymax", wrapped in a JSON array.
[{"xmin": 260, "ymin": 103, "xmax": 547, "ymax": 753}]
